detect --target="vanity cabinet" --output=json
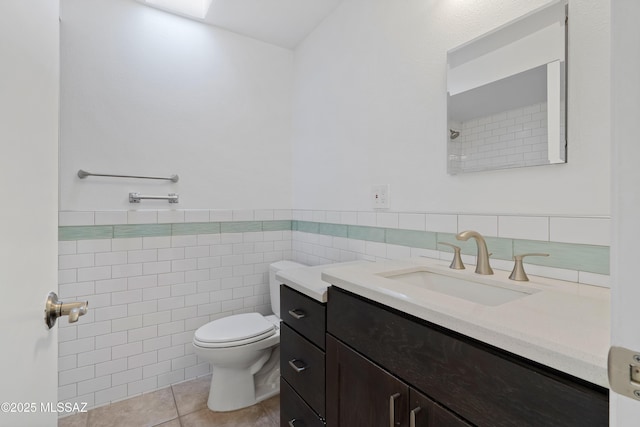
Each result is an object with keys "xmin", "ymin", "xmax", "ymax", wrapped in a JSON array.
[
  {"xmin": 326, "ymin": 286, "xmax": 608, "ymax": 427},
  {"xmin": 280, "ymin": 285, "xmax": 326, "ymax": 426},
  {"xmin": 327, "ymin": 334, "xmax": 471, "ymax": 427}
]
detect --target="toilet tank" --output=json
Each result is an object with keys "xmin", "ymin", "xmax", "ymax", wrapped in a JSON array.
[{"xmin": 269, "ymin": 260, "xmax": 305, "ymax": 318}]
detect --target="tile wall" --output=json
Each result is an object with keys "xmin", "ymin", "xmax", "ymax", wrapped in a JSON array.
[
  {"xmin": 57, "ymin": 210, "xmax": 292, "ymax": 410},
  {"xmin": 448, "ymin": 101, "xmax": 564, "ymax": 173},
  {"xmin": 57, "ymin": 208, "xmax": 610, "ymax": 411}
]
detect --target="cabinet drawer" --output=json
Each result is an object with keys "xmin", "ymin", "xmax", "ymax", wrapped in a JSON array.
[
  {"xmin": 281, "ymin": 285, "xmax": 326, "ymax": 350},
  {"xmin": 328, "ymin": 286, "xmax": 608, "ymax": 427},
  {"xmin": 281, "ymin": 378, "xmax": 325, "ymax": 427},
  {"xmin": 281, "ymin": 323, "xmax": 326, "ymax": 417}
]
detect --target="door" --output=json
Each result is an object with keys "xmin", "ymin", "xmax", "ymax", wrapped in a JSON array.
[
  {"xmin": 610, "ymin": 0, "xmax": 640, "ymax": 425},
  {"xmin": 0, "ymin": 1, "xmax": 60, "ymax": 426},
  {"xmin": 326, "ymin": 335, "xmax": 409, "ymax": 427}
]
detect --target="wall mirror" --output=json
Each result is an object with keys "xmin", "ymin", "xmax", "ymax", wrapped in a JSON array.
[{"xmin": 446, "ymin": 0, "xmax": 567, "ymax": 175}]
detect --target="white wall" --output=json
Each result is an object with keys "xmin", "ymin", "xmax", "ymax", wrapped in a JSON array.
[
  {"xmin": 291, "ymin": 0, "xmax": 611, "ymax": 216},
  {"xmin": 60, "ymin": 0, "xmax": 294, "ymax": 211}
]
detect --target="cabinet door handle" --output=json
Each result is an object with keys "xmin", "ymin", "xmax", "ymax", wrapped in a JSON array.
[
  {"xmin": 288, "ymin": 308, "xmax": 306, "ymax": 319},
  {"xmin": 288, "ymin": 359, "xmax": 308, "ymax": 373},
  {"xmin": 288, "ymin": 419, "xmax": 302, "ymax": 427},
  {"xmin": 389, "ymin": 393, "xmax": 400, "ymax": 427},
  {"xmin": 410, "ymin": 407, "xmax": 422, "ymax": 427}
]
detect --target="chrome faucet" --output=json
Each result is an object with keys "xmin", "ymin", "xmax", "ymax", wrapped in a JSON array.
[{"xmin": 456, "ymin": 230, "xmax": 493, "ymax": 275}]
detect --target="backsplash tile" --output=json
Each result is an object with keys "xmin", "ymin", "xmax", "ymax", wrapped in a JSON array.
[{"xmin": 57, "ymin": 208, "xmax": 611, "ymax": 412}]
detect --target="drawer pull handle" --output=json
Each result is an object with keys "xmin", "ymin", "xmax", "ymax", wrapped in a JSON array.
[
  {"xmin": 389, "ymin": 393, "xmax": 400, "ymax": 427},
  {"xmin": 288, "ymin": 359, "xmax": 308, "ymax": 373},
  {"xmin": 288, "ymin": 419, "xmax": 302, "ymax": 427},
  {"xmin": 288, "ymin": 308, "xmax": 306, "ymax": 319},
  {"xmin": 410, "ymin": 407, "xmax": 422, "ymax": 427}
]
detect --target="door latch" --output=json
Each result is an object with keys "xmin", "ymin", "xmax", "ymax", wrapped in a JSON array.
[{"xmin": 608, "ymin": 346, "xmax": 640, "ymax": 399}]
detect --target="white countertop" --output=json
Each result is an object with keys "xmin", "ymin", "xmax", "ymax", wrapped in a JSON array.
[
  {"xmin": 321, "ymin": 258, "xmax": 610, "ymax": 389},
  {"xmin": 275, "ymin": 261, "xmax": 369, "ymax": 302}
]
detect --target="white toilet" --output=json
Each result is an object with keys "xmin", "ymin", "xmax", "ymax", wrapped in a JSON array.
[{"xmin": 192, "ymin": 260, "xmax": 305, "ymax": 412}]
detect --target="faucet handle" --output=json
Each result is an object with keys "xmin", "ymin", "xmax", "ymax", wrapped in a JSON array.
[
  {"xmin": 509, "ymin": 253, "xmax": 549, "ymax": 281},
  {"xmin": 437, "ymin": 242, "xmax": 465, "ymax": 270}
]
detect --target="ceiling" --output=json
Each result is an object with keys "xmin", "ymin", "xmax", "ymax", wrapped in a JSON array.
[{"xmin": 139, "ymin": 0, "xmax": 344, "ymax": 49}]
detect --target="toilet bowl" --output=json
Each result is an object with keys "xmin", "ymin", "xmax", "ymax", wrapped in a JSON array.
[{"xmin": 193, "ymin": 260, "xmax": 305, "ymax": 412}]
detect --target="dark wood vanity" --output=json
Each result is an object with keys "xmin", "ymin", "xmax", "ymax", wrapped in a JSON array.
[{"xmin": 280, "ymin": 284, "xmax": 609, "ymax": 426}]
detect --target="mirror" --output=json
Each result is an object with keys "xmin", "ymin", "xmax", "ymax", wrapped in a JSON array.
[{"xmin": 446, "ymin": 0, "xmax": 567, "ymax": 174}]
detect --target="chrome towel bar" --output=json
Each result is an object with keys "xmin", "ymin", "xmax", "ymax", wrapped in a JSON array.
[
  {"xmin": 129, "ymin": 192, "xmax": 179, "ymax": 204},
  {"xmin": 78, "ymin": 169, "xmax": 179, "ymax": 183}
]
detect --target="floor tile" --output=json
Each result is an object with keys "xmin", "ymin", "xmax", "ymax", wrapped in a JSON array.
[
  {"xmin": 172, "ymin": 374, "xmax": 211, "ymax": 416},
  {"xmin": 259, "ymin": 395, "xmax": 279, "ymax": 424},
  {"xmin": 86, "ymin": 387, "xmax": 178, "ymax": 427},
  {"xmin": 181, "ymin": 404, "xmax": 277, "ymax": 427},
  {"xmin": 58, "ymin": 412, "xmax": 88, "ymax": 427}
]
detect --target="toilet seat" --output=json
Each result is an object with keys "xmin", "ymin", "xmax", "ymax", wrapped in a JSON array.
[{"xmin": 194, "ymin": 313, "xmax": 276, "ymax": 348}]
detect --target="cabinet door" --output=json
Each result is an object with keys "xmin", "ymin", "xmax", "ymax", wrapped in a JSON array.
[
  {"xmin": 409, "ymin": 389, "xmax": 472, "ymax": 427},
  {"xmin": 327, "ymin": 335, "xmax": 409, "ymax": 427}
]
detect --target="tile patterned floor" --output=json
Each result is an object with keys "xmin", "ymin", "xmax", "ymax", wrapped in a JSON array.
[{"xmin": 58, "ymin": 375, "xmax": 279, "ymax": 427}]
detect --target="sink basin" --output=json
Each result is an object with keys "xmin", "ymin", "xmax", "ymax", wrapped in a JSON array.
[{"xmin": 379, "ymin": 269, "xmax": 538, "ymax": 306}]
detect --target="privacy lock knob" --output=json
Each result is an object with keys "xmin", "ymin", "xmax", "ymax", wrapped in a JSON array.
[{"xmin": 44, "ymin": 292, "xmax": 88, "ymax": 329}]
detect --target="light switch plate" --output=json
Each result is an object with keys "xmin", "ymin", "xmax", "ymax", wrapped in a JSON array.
[{"xmin": 372, "ymin": 185, "xmax": 390, "ymax": 209}]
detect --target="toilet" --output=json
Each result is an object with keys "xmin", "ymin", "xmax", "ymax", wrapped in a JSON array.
[{"xmin": 192, "ymin": 260, "xmax": 305, "ymax": 412}]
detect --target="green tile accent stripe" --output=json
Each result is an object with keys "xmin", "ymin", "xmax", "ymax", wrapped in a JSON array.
[
  {"xmin": 172, "ymin": 222, "xmax": 221, "ymax": 236},
  {"xmin": 59, "ymin": 220, "xmax": 292, "ymax": 242},
  {"xmin": 59, "ymin": 226, "xmax": 114, "ymax": 241},
  {"xmin": 59, "ymin": 219, "xmax": 610, "ymax": 275},
  {"xmin": 386, "ymin": 229, "xmax": 437, "ymax": 250},
  {"xmin": 114, "ymin": 224, "xmax": 172, "ymax": 239},
  {"xmin": 513, "ymin": 240, "xmax": 610, "ymax": 275}
]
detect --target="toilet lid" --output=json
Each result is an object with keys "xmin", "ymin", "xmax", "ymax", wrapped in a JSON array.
[{"xmin": 194, "ymin": 313, "xmax": 276, "ymax": 345}]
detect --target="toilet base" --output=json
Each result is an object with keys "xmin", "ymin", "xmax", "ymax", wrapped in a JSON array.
[{"xmin": 206, "ymin": 347, "xmax": 281, "ymax": 412}]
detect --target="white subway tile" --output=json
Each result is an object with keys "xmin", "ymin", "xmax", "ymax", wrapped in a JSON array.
[
  {"xmin": 77, "ymin": 348, "xmax": 111, "ymax": 367},
  {"xmin": 112, "ymin": 238, "xmax": 143, "ymax": 252},
  {"xmin": 550, "ymin": 217, "xmax": 610, "ymax": 246},
  {"xmin": 94, "ymin": 385, "xmax": 127, "ymax": 406},
  {"xmin": 78, "ymin": 239, "xmax": 112, "ymax": 254},
  {"xmin": 59, "ymin": 269, "xmax": 77, "ymax": 285},
  {"xmin": 210, "ymin": 210, "xmax": 233, "ymax": 222},
  {"xmin": 498, "ymin": 216, "xmax": 549, "ymax": 241},
  {"xmin": 184, "ymin": 210, "xmax": 210, "ymax": 223},
  {"xmin": 128, "ymin": 351, "xmax": 158, "ymax": 369},
  {"xmin": 59, "ymin": 282, "xmax": 95, "ymax": 299},
  {"xmin": 112, "ymin": 290, "xmax": 143, "ymax": 305},
  {"xmin": 77, "ymin": 321, "xmax": 112, "ymax": 339},
  {"xmin": 144, "ymin": 336, "xmax": 172, "ymax": 352},
  {"xmin": 143, "ymin": 361, "xmax": 171, "ymax": 379},
  {"xmin": 127, "ymin": 211, "xmax": 157, "ymax": 224},
  {"xmin": 185, "ymin": 269, "xmax": 209, "ymax": 283},
  {"xmin": 59, "ymin": 355, "xmax": 77, "ymax": 372},
  {"xmin": 78, "ymin": 266, "xmax": 111, "ymax": 282},
  {"xmin": 59, "ymin": 337, "xmax": 94, "ymax": 357},
  {"xmin": 128, "ymin": 377, "xmax": 158, "ymax": 396},
  {"xmin": 59, "ymin": 241, "xmax": 77, "ymax": 255},
  {"xmin": 377, "ymin": 213, "xmax": 399, "ymax": 229},
  {"xmin": 143, "ymin": 261, "xmax": 171, "ymax": 275},
  {"xmin": 357, "ymin": 212, "xmax": 376, "ymax": 226},
  {"xmin": 399, "ymin": 213, "xmax": 426, "ymax": 231},
  {"xmin": 112, "ymin": 263, "xmax": 143, "ymax": 279},
  {"xmin": 128, "ymin": 249, "xmax": 158, "ymax": 264},
  {"xmin": 158, "ymin": 321, "xmax": 185, "ymax": 337},
  {"xmin": 143, "ymin": 286, "xmax": 171, "ymax": 301},
  {"xmin": 59, "ymin": 254, "xmax": 94, "ymax": 270},
  {"xmin": 95, "ymin": 332, "xmax": 128, "ymax": 350},
  {"xmin": 128, "ymin": 325, "xmax": 158, "ymax": 343},
  {"xmin": 157, "ymin": 210, "xmax": 184, "ymax": 224},
  {"xmin": 95, "ymin": 358, "xmax": 127, "ymax": 377},
  {"xmin": 458, "ymin": 215, "xmax": 498, "ymax": 236},
  {"xmin": 113, "ymin": 368, "xmax": 142, "ymax": 387},
  {"xmin": 143, "ymin": 311, "xmax": 172, "ymax": 326},
  {"xmin": 523, "ymin": 264, "xmax": 579, "ymax": 283},
  {"xmin": 95, "ymin": 211, "xmax": 127, "ymax": 225},
  {"xmin": 59, "ymin": 366, "xmax": 94, "ymax": 386},
  {"xmin": 232, "ymin": 210, "xmax": 254, "ymax": 221},
  {"xmin": 578, "ymin": 271, "xmax": 610, "ymax": 288},
  {"xmin": 112, "ymin": 342, "xmax": 143, "ymax": 359},
  {"xmin": 158, "ymin": 371, "xmax": 185, "ymax": 388},
  {"xmin": 94, "ymin": 305, "xmax": 128, "ymax": 322},
  {"xmin": 426, "ymin": 214, "xmax": 457, "ymax": 233},
  {"xmin": 157, "ymin": 272, "xmax": 185, "ymax": 286},
  {"xmin": 129, "ymin": 300, "xmax": 158, "ymax": 316},
  {"xmin": 365, "ymin": 242, "xmax": 387, "ymax": 258},
  {"xmin": 143, "ymin": 236, "xmax": 172, "ymax": 249},
  {"xmin": 171, "ymin": 235, "xmax": 198, "ymax": 247},
  {"xmin": 60, "ymin": 211, "xmax": 94, "ymax": 226},
  {"xmin": 254, "ymin": 210, "xmax": 274, "ymax": 221},
  {"xmin": 96, "ymin": 251, "xmax": 127, "ymax": 266},
  {"xmin": 111, "ymin": 315, "xmax": 143, "ymax": 332},
  {"xmin": 340, "ymin": 211, "xmax": 357, "ymax": 225}
]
